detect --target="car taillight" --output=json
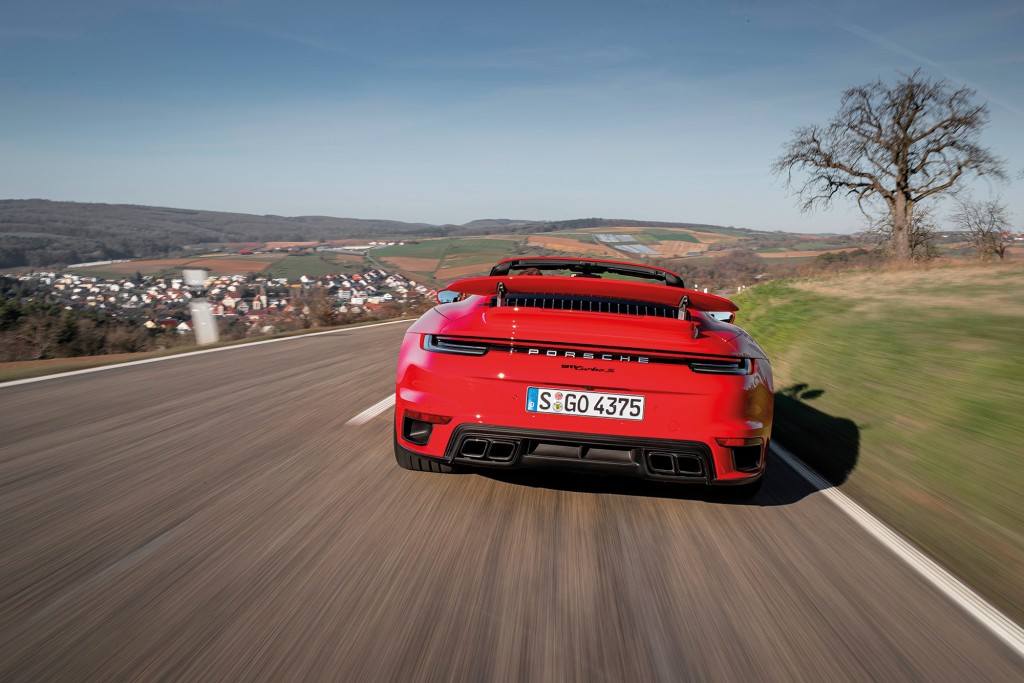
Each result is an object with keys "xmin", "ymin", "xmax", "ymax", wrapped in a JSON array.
[
  {"xmin": 689, "ymin": 358, "xmax": 754, "ymax": 375},
  {"xmin": 423, "ymin": 334, "xmax": 488, "ymax": 356},
  {"xmin": 404, "ymin": 410, "xmax": 452, "ymax": 425},
  {"xmin": 715, "ymin": 437, "xmax": 763, "ymax": 448}
]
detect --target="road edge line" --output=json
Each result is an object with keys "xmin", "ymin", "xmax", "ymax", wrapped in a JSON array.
[
  {"xmin": 0, "ymin": 319, "xmax": 413, "ymax": 389},
  {"xmin": 347, "ymin": 395, "xmax": 395, "ymax": 426},
  {"xmin": 772, "ymin": 442, "xmax": 1024, "ymax": 660}
]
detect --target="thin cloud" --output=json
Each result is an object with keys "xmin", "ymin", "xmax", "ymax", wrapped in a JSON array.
[{"xmin": 806, "ymin": 2, "xmax": 1024, "ymax": 117}]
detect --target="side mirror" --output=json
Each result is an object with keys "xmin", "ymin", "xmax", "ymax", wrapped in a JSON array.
[
  {"xmin": 708, "ymin": 311, "xmax": 736, "ymax": 324},
  {"xmin": 436, "ymin": 289, "xmax": 461, "ymax": 304}
]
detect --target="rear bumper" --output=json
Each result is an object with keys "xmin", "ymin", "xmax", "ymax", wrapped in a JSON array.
[
  {"xmin": 397, "ymin": 421, "xmax": 767, "ymax": 485},
  {"xmin": 395, "ymin": 331, "xmax": 772, "ymax": 484}
]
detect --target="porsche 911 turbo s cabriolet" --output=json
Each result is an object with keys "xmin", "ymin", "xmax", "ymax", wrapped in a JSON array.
[{"xmin": 394, "ymin": 257, "xmax": 773, "ymax": 497}]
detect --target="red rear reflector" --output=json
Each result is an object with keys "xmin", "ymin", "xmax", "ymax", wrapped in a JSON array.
[
  {"xmin": 405, "ymin": 410, "xmax": 452, "ymax": 425},
  {"xmin": 715, "ymin": 437, "xmax": 763, "ymax": 448}
]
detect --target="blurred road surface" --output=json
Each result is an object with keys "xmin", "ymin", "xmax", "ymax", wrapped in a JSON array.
[{"xmin": 1, "ymin": 322, "xmax": 1021, "ymax": 680}]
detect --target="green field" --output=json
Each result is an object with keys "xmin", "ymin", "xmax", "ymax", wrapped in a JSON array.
[
  {"xmin": 375, "ymin": 237, "xmax": 524, "ymax": 278},
  {"xmin": 443, "ymin": 237, "xmax": 521, "ymax": 256},
  {"xmin": 0, "ymin": 232, "xmax": 70, "ymax": 239},
  {"xmin": 374, "ymin": 240, "xmax": 451, "ymax": 259},
  {"xmin": 790, "ymin": 241, "xmax": 854, "ymax": 250},
  {"xmin": 734, "ymin": 263, "xmax": 1024, "ymax": 621},
  {"xmin": 262, "ymin": 254, "xmax": 359, "ymax": 279},
  {"xmin": 634, "ymin": 229, "xmax": 700, "ymax": 242}
]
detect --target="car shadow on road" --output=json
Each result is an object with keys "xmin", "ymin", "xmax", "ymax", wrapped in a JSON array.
[
  {"xmin": 773, "ymin": 383, "xmax": 860, "ymax": 486},
  {"xmin": 473, "ymin": 384, "xmax": 860, "ymax": 507}
]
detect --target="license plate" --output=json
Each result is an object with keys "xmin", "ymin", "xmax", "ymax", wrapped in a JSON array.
[{"xmin": 526, "ymin": 387, "xmax": 645, "ymax": 420}]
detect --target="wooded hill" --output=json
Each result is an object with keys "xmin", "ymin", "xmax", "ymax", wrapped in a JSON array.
[{"xmin": 0, "ymin": 199, "xmax": 745, "ymax": 269}]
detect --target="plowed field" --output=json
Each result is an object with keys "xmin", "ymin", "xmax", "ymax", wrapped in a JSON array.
[
  {"xmin": 434, "ymin": 263, "xmax": 492, "ymax": 279},
  {"xmin": 379, "ymin": 257, "xmax": 440, "ymax": 273},
  {"xmin": 527, "ymin": 236, "xmax": 620, "ymax": 256}
]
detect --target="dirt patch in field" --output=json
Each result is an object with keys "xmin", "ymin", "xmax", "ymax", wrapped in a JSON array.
[
  {"xmin": 758, "ymin": 247, "xmax": 863, "ymax": 259},
  {"xmin": 188, "ymin": 257, "xmax": 272, "ymax": 272},
  {"xmin": 80, "ymin": 259, "xmax": 193, "ymax": 274},
  {"xmin": 586, "ymin": 226, "xmax": 648, "ymax": 233},
  {"xmin": 79, "ymin": 258, "xmax": 270, "ymax": 275},
  {"xmin": 331, "ymin": 253, "xmax": 365, "ymax": 263},
  {"xmin": 689, "ymin": 231, "xmax": 736, "ymax": 243},
  {"xmin": 380, "ymin": 257, "xmax": 440, "ymax": 272},
  {"xmin": 581, "ymin": 227, "xmax": 733, "ymax": 243},
  {"xmin": 653, "ymin": 242, "xmax": 711, "ymax": 256},
  {"xmin": 434, "ymin": 263, "xmax": 492, "ymax": 279},
  {"xmin": 527, "ymin": 236, "xmax": 621, "ymax": 257},
  {"xmin": 264, "ymin": 241, "xmax": 322, "ymax": 249}
]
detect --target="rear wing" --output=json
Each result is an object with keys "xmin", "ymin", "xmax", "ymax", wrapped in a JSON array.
[{"xmin": 444, "ymin": 275, "xmax": 738, "ymax": 313}]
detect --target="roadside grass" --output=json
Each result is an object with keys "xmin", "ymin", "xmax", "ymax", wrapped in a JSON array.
[
  {"xmin": 734, "ymin": 262, "xmax": 1024, "ymax": 622},
  {"xmin": 0, "ymin": 318, "xmax": 413, "ymax": 384}
]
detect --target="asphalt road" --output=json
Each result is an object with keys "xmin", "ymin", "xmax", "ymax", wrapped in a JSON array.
[{"xmin": 2, "ymin": 321, "xmax": 1021, "ymax": 681}]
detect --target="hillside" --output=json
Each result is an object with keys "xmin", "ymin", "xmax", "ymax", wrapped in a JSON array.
[
  {"xmin": 0, "ymin": 200, "xmax": 442, "ymax": 269},
  {"xmin": 0, "ymin": 199, "xmax": 761, "ymax": 269},
  {"xmin": 733, "ymin": 262, "xmax": 1024, "ymax": 621}
]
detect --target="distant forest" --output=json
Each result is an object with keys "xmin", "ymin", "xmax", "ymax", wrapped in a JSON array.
[{"xmin": 0, "ymin": 199, "xmax": 735, "ymax": 269}]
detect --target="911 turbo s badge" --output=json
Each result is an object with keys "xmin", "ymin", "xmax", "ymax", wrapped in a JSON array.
[{"xmin": 561, "ymin": 364, "xmax": 615, "ymax": 373}]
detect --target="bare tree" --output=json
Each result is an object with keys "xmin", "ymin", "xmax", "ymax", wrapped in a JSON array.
[
  {"xmin": 866, "ymin": 203, "xmax": 940, "ymax": 261},
  {"xmin": 773, "ymin": 70, "xmax": 1006, "ymax": 262},
  {"xmin": 950, "ymin": 196, "xmax": 1013, "ymax": 260},
  {"xmin": 292, "ymin": 286, "xmax": 339, "ymax": 328}
]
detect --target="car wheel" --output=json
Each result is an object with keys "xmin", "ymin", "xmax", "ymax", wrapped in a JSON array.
[{"xmin": 394, "ymin": 430, "xmax": 456, "ymax": 473}]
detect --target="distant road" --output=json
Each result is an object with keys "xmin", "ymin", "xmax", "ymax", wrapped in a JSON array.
[{"xmin": 1, "ymin": 322, "xmax": 1021, "ymax": 680}]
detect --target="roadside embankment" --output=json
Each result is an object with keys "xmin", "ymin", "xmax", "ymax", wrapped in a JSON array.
[{"xmin": 734, "ymin": 261, "xmax": 1024, "ymax": 622}]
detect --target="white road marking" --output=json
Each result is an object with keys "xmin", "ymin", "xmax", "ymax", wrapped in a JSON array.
[
  {"xmin": 772, "ymin": 442, "xmax": 1024, "ymax": 660},
  {"xmin": 0, "ymin": 319, "xmax": 413, "ymax": 389},
  {"xmin": 347, "ymin": 394, "xmax": 395, "ymax": 426}
]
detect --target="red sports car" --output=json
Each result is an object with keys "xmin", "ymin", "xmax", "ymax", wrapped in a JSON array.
[{"xmin": 394, "ymin": 257, "xmax": 773, "ymax": 497}]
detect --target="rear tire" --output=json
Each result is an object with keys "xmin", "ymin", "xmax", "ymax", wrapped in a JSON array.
[{"xmin": 394, "ymin": 431, "xmax": 456, "ymax": 473}]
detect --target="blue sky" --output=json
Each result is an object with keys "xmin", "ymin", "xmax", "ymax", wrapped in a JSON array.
[{"xmin": 2, "ymin": 0, "xmax": 1022, "ymax": 231}]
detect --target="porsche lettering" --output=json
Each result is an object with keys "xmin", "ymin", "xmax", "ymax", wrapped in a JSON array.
[{"xmin": 526, "ymin": 348, "xmax": 649, "ymax": 363}]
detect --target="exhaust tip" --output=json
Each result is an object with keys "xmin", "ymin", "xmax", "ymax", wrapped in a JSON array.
[
  {"xmin": 489, "ymin": 441, "xmax": 517, "ymax": 461},
  {"xmin": 646, "ymin": 450, "xmax": 705, "ymax": 477},
  {"xmin": 461, "ymin": 439, "xmax": 489, "ymax": 458}
]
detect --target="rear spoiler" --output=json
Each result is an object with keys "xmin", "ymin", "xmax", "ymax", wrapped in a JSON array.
[{"xmin": 444, "ymin": 275, "xmax": 738, "ymax": 313}]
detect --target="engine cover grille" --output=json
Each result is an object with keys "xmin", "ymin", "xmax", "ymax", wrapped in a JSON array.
[{"xmin": 499, "ymin": 294, "xmax": 678, "ymax": 318}]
